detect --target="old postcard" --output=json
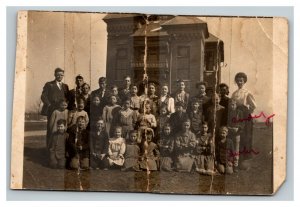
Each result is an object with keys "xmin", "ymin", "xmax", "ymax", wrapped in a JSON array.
[{"xmin": 10, "ymin": 11, "xmax": 288, "ymax": 195}]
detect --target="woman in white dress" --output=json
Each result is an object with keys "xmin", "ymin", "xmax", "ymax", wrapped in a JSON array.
[{"xmin": 231, "ymin": 72, "xmax": 257, "ymax": 170}]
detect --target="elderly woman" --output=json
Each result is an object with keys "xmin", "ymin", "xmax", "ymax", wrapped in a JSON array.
[{"xmin": 231, "ymin": 72, "xmax": 257, "ymax": 170}]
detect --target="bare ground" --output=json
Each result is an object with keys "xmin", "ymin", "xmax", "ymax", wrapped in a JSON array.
[{"xmin": 22, "ymin": 123, "xmax": 273, "ymax": 195}]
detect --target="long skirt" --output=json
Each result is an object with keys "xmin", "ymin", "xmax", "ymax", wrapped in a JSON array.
[
  {"xmin": 140, "ymin": 158, "xmax": 158, "ymax": 171},
  {"xmin": 160, "ymin": 156, "xmax": 173, "ymax": 171},
  {"xmin": 175, "ymin": 154, "xmax": 194, "ymax": 172},
  {"xmin": 194, "ymin": 154, "xmax": 214, "ymax": 174},
  {"xmin": 123, "ymin": 158, "xmax": 139, "ymax": 170}
]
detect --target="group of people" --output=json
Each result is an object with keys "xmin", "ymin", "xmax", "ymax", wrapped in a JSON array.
[{"xmin": 41, "ymin": 67, "xmax": 256, "ymax": 175}]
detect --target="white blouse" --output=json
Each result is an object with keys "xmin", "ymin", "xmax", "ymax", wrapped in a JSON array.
[
  {"xmin": 160, "ymin": 95, "xmax": 175, "ymax": 114},
  {"xmin": 231, "ymin": 87, "xmax": 256, "ymax": 113}
]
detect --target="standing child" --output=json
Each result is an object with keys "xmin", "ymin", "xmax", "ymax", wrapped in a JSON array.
[
  {"xmin": 89, "ymin": 95, "xmax": 103, "ymax": 130},
  {"xmin": 116, "ymin": 99, "xmax": 138, "ymax": 140},
  {"xmin": 89, "ymin": 119, "xmax": 109, "ymax": 169},
  {"xmin": 140, "ymin": 128, "xmax": 160, "ymax": 171},
  {"xmin": 102, "ymin": 95, "xmax": 121, "ymax": 137},
  {"xmin": 122, "ymin": 130, "xmax": 141, "ymax": 171},
  {"xmin": 130, "ymin": 84, "xmax": 142, "ymax": 112},
  {"xmin": 216, "ymin": 126, "xmax": 234, "ymax": 174},
  {"xmin": 137, "ymin": 102, "xmax": 157, "ymax": 130},
  {"xmin": 48, "ymin": 99, "xmax": 68, "ymax": 148},
  {"xmin": 218, "ymin": 83, "xmax": 230, "ymax": 124},
  {"xmin": 111, "ymin": 85, "xmax": 122, "ymax": 105},
  {"xmin": 49, "ymin": 119, "xmax": 68, "ymax": 169},
  {"xmin": 190, "ymin": 81, "xmax": 210, "ymax": 115},
  {"xmin": 187, "ymin": 98, "xmax": 203, "ymax": 136},
  {"xmin": 158, "ymin": 123, "xmax": 174, "ymax": 171},
  {"xmin": 205, "ymin": 93, "xmax": 226, "ymax": 137},
  {"xmin": 174, "ymin": 119, "xmax": 197, "ymax": 172},
  {"xmin": 157, "ymin": 104, "xmax": 170, "ymax": 133},
  {"xmin": 67, "ymin": 116, "xmax": 90, "ymax": 170},
  {"xmin": 169, "ymin": 102, "xmax": 188, "ymax": 135},
  {"xmin": 194, "ymin": 122, "xmax": 214, "ymax": 175},
  {"xmin": 68, "ymin": 98, "xmax": 89, "ymax": 129},
  {"xmin": 104, "ymin": 126, "xmax": 126, "ymax": 169},
  {"xmin": 79, "ymin": 83, "xmax": 91, "ymax": 114}
]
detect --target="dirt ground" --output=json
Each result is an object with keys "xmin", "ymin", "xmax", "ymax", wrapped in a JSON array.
[{"xmin": 22, "ymin": 123, "xmax": 273, "ymax": 195}]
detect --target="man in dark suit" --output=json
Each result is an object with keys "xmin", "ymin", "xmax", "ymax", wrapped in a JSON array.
[
  {"xmin": 118, "ymin": 75, "xmax": 131, "ymax": 104},
  {"xmin": 91, "ymin": 77, "xmax": 110, "ymax": 108},
  {"xmin": 68, "ymin": 74, "xmax": 84, "ymax": 110},
  {"xmin": 41, "ymin": 68, "xmax": 69, "ymax": 149}
]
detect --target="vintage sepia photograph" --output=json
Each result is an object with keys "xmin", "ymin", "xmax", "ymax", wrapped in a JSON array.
[{"xmin": 10, "ymin": 11, "xmax": 288, "ymax": 195}]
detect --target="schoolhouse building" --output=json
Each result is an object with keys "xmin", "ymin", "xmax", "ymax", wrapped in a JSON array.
[{"xmin": 103, "ymin": 14, "xmax": 224, "ymax": 96}]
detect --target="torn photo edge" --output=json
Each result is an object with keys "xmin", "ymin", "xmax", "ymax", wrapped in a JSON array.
[{"xmin": 9, "ymin": 11, "xmax": 288, "ymax": 194}]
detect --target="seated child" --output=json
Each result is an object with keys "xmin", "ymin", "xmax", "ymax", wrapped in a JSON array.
[
  {"xmin": 48, "ymin": 99, "xmax": 68, "ymax": 149},
  {"xmin": 67, "ymin": 116, "xmax": 90, "ymax": 170},
  {"xmin": 89, "ymin": 119, "xmax": 109, "ymax": 169},
  {"xmin": 68, "ymin": 98, "xmax": 89, "ymax": 129},
  {"xmin": 227, "ymin": 99, "xmax": 245, "ymax": 172},
  {"xmin": 216, "ymin": 126, "xmax": 234, "ymax": 174},
  {"xmin": 194, "ymin": 122, "xmax": 214, "ymax": 175},
  {"xmin": 158, "ymin": 123, "xmax": 174, "ymax": 171},
  {"xmin": 49, "ymin": 119, "xmax": 68, "ymax": 169},
  {"xmin": 174, "ymin": 118, "xmax": 197, "ymax": 172},
  {"xmin": 104, "ymin": 126, "xmax": 126, "ymax": 169},
  {"xmin": 122, "ymin": 130, "xmax": 141, "ymax": 171},
  {"xmin": 140, "ymin": 128, "xmax": 160, "ymax": 171}
]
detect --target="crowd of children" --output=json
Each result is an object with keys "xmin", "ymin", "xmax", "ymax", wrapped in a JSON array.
[{"xmin": 45, "ymin": 72, "xmax": 256, "ymax": 175}]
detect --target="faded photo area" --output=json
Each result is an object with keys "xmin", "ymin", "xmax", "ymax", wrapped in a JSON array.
[{"xmin": 11, "ymin": 11, "xmax": 287, "ymax": 195}]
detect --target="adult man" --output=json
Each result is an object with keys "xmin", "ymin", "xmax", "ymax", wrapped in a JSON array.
[
  {"xmin": 91, "ymin": 77, "xmax": 110, "ymax": 108},
  {"xmin": 118, "ymin": 76, "xmax": 131, "ymax": 104},
  {"xmin": 68, "ymin": 74, "xmax": 84, "ymax": 110},
  {"xmin": 41, "ymin": 68, "xmax": 69, "ymax": 148}
]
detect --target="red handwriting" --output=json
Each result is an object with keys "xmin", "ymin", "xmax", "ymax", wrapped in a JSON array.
[
  {"xmin": 232, "ymin": 112, "xmax": 275, "ymax": 126},
  {"xmin": 228, "ymin": 147, "xmax": 260, "ymax": 159}
]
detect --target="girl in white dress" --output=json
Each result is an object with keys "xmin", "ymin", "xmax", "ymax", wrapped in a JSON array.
[{"xmin": 105, "ymin": 126, "xmax": 126, "ymax": 168}]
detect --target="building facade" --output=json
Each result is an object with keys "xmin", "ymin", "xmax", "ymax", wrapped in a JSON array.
[{"xmin": 103, "ymin": 14, "xmax": 224, "ymax": 96}]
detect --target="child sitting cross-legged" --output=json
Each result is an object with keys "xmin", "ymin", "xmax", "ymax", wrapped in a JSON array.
[
  {"xmin": 89, "ymin": 118, "xmax": 109, "ymax": 170},
  {"xmin": 103, "ymin": 126, "xmax": 126, "ymax": 170},
  {"xmin": 158, "ymin": 123, "xmax": 174, "ymax": 171},
  {"xmin": 122, "ymin": 130, "xmax": 141, "ymax": 171}
]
